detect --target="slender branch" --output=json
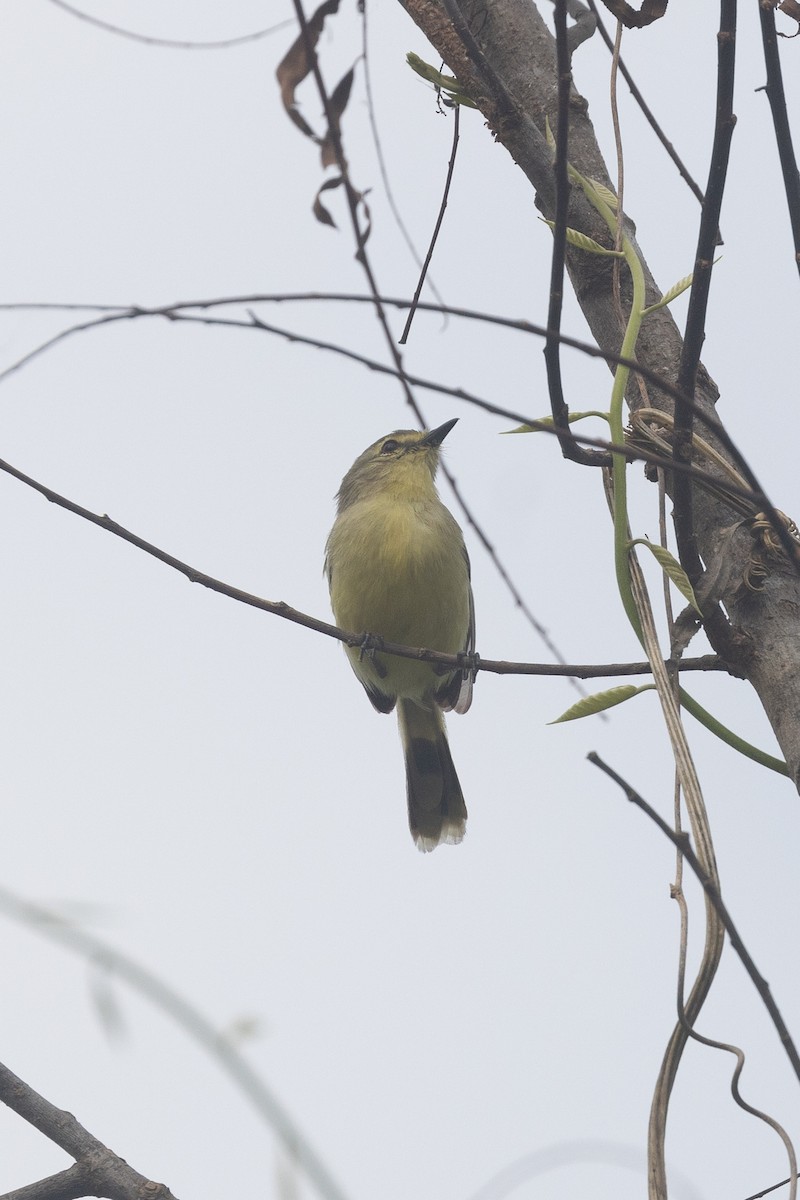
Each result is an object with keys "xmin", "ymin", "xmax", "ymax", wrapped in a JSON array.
[
  {"xmin": 45, "ymin": 0, "xmax": 293, "ymax": 49},
  {"xmin": 0, "ymin": 311, "xmax": 133, "ymax": 385},
  {"xmin": 1, "ymin": 441, "xmax": 790, "ymax": 772},
  {"xmin": 4, "ymin": 296, "xmax": 797, "ymax": 566},
  {"xmin": 670, "ymin": 879, "xmax": 798, "ymax": 1200},
  {"xmin": 0, "ymin": 291, "xmax": 765, "ymax": 435},
  {"xmin": 743, "ymin": 1172, "xmax": 800, "ymax": 1200},
  {"xmin": 0, "ymin": 296, "xmax": 767, "ymax": 480},
  {"xmin": 588, "ymin": 752, "xmax": 800, "ymax": 1086},
  {"xmin": 673, "ymin": 1, "xmax": 737, "ymax": 590},
  {"xmin": 399, "ymin": 102, "xmax": 460, "ymax": 344},
  {"xmin": 0, "ymin": 292, "xmax": 781, "ymax": 503},
  {"xmin": 757, "ymin": 3, "xmax": 800, "ymax": 276},
  {"xmin": 0, "ymin": 446, "xmax": 729, "ymax": 680},
  {"xmin": 586, "ymin": 0, "xmax": 707, "ymax": 208},
  {"xmin": 359, "ymin": 7, "xmax": 447, "ymax": 310},
  {"xmin": 544, "ymin": 1, "xmax": 608, "ymax": 466}
]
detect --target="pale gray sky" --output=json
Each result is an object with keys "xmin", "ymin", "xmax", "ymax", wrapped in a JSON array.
[{"xmin": 1, "ymin": 3, "xmax": 799, "ymax": 1199}]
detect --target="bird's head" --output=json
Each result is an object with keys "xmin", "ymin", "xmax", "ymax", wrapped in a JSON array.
[{"xmin": 336, "ymin": 419, "xmax": 458, "ymax": 510}]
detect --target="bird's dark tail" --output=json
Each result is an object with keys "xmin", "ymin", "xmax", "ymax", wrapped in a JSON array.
[{"xmin": 398, "ymin": 699, "xmax": 467, "ymax": 851}]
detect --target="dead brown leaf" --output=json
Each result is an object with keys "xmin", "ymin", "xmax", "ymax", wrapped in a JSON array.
[
  {"xmin": 313, "ymin": 176, "xmax": 343, "ymax": 227},
  {"xmin": 312, "ymin": 177, "xmax": 372, "ymax": 260},
  {"xmin": 598, "ymin": 0, "xmax": 668, "ymax": 28},
  {"xmin": 278, "ymin": 2, "xmax": 368, "ymax": 247},
  {"xmin": 778, "ymin": 0, "xmax": 800, "ymax": 35},
  {"xmin": 276, "ymin": 0, "xmax": 341, "ymax": 140},
  {"xmin": 320, "ymin": 67, "xmax": 355, "ymax": 168}
]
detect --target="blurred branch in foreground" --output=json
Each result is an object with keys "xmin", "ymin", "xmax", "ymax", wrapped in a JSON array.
[{"xmin": 0, "ymin": 886, "xmax": 352, "ymax": 1200}]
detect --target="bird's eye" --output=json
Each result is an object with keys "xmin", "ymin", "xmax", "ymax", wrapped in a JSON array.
[{"xmin": 380, "ymin": 439, "xmax": 400, "ymax": 455}]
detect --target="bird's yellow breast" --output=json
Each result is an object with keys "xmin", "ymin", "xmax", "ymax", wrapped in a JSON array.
[{"xmin": 327, "ymin": 492, "xmax": 470, "ymax": 700}]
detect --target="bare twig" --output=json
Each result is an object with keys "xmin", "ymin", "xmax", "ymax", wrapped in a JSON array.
[
  {"xmin": 399, "ymin": 102, "xmax": 460, "ymax": 343},
  {"xmin": 4, "ymin": 293, "xmax": 799, "ymax": 576},
  {"xmin": 359, "ymin": 7, "xmax": 447, "ymax": 310},
  {"xmin": 743, "ymin": 1172, "xmax": 800, "ymax": 1200},
  {"xmin": 757, "ymin": 4, "xmax": 800, "ymax": 277},
  {"xmin": 672, "ymin": 2, "xmax": 737, "ymax": 592},
  {"xmin": 671, "ymin": 855, "xmax": 797, "ymax": 1200},
  {"xmin": 586, "ymin": 0, "xmax": 707, "ymax": 208},
  {"xmin": 588, "ymin": 751, "xmax": 800, "ymax": 1087},
  {"xmin": 0, "ymin": 446, "xmax": 730, "ymax": 681},
  {"xmin": 609, "ymin": 18, "xmax": 626, "ymax": 324},
  {"xmin": 544, "ymin": 1, "xmax": 609, "ymax": 466},
  {"xmin": 46, "ymin": 0, "xmax": 293, "ymax": 49},
  {"xmin": 0, "ymin": 291, "xmax": 771, "ymax": 483},
  {"xmin": 2, "ymin": 298, "xmax": 795, "ymax": 548}
]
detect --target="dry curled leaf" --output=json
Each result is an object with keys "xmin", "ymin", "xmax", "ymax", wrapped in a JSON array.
[
  {"xmin": 598, "ymin": 0, "xmax": 668, "ymax": 28},
  {"xmin": 313, "ymin": 177, "xmax": 372, "ymax": 259},
  {"xmin": 276, "ymin": 0, "xmax": 341, "ymax": 139},
  {"xmin": 276, "ymin": 2, "xmax": 368, "ymax": 250},
  {"xmin": 320, "ymin": 67, "xmax": 354, "ymax": 168},
  {"xmin": 313, "ymin": 176, "xmax": 344, "ymax": 227},
  {"xmin": 778, "ymin": 0, "xmax": 800, "ymax": 34}
]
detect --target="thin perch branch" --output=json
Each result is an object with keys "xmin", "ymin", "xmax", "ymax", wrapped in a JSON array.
[{"xmin": 0, "ymin": 446, "xmax": 728, "ymax": 680}]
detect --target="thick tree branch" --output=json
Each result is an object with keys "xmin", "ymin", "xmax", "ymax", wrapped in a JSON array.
[{"xmin": 0, "ymin": 1060, "xmax": 179, "ymax": 1200}]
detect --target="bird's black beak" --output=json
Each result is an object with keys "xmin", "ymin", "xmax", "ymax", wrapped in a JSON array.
[{"xmin": 422, "ymin": 418, "xmax": 458, "ymax": 448}]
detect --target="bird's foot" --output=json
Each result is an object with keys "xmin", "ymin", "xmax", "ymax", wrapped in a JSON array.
[
  {"xmin": 356, "ymin": 632, "xmax": 387, "ymax": 678},
  {"xmin": 457, "ymin": 650, "xmax": 480, "ymax": 682}
]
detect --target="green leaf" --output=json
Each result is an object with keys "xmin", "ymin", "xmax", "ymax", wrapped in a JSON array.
[
  {"xmin": 565, "ymin": 228, "xmax": 623, "ymax": 256},
  {"xmin": 641, "ymin": 271, "xmax": 694, "ymax": 315},
  {"xmin": 642, "ymin": 257, "xmax": 722, "ymax": 316},
  {"xmin": 503, "ymin": 410, "xmax": 609, "ymax": 433},
  {"xmin": 566, "ymin": 165, "xmax": 618, "ymax": 215},
  {"xmin": 541, "ymin": 219, "xmax": 623, "ymax": 257},
  {"xmin": 549, "ymin": 684, "xmax": 654, "ymax": 723},
  {"xmin": 405, "ymin": 51, "xmax": 477, "ymax": 107},
  {"xmin": 545, "ymin": 115, "xmax": 556, "ymax": 151},
  {"xmin": 406, "ymin": 51, "xmax": 444, "ymax": 85},
  {"xmin": 629, "ymin": 539, "xmax": 702, "ymax": 613},
  {"xmin": 587, "ymin": 179, "xmax": 619, "ymax": 210}
]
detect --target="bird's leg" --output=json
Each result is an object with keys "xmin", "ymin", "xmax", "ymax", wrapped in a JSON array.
[
  {"xmin": 356, "ymin": 632, "xmax": 388, "ymax": 678},
  {"xmin": 458, "ymin": 650, "xmax": 480, "ymax": 683}
]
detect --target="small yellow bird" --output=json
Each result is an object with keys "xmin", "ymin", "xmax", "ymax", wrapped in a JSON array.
[{"xmin": 325, "ymin": 419, "xmax": 474, "ymax": 851}]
